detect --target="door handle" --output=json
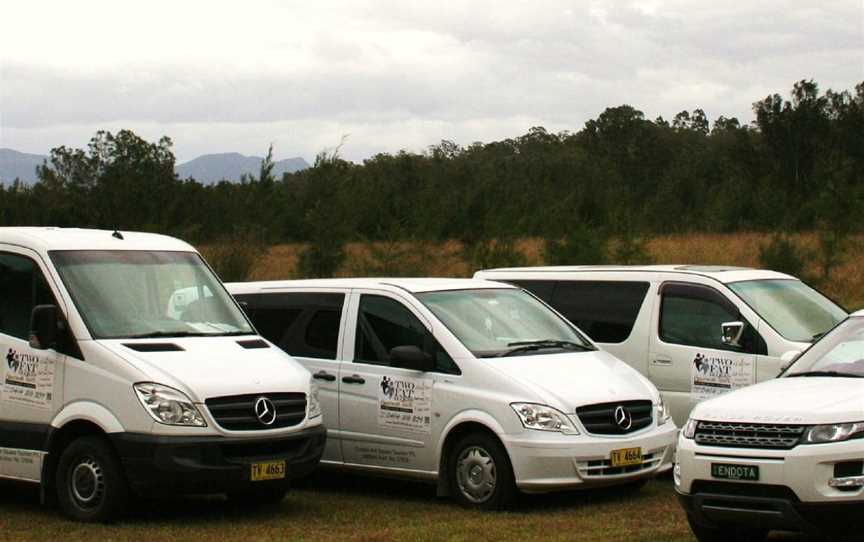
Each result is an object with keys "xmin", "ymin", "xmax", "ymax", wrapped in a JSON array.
[
  {"xmin": 652, "ymin": 357, "xmax": 673, "ymax": 366},
  {"xmin": 342, "ymin": 375, "xmax": 366, "ymax": 385},
  {"xmin": 313, "ymin": 371, "xmax": 336, "ymax": 382}
]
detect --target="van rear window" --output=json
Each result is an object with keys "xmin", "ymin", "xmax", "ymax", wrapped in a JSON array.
[{"xmin": 512, "ymin": 280, "xmax": 649, "ymax": 344}]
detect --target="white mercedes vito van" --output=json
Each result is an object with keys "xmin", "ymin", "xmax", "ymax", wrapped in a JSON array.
[
  {"xmin": 0, "ymin": 228, "xmax": 325, "ymax": 521},
  {"xmin": 474, "ymin": 266, "xmax": 847, "ymax": 426},
  {"xmin": 227, "ymin": 278, "xmax": 677, "ymax": 509},
  {"xmin": 677, "ymin": 311, "xmax": 864, "ymax": 540}
]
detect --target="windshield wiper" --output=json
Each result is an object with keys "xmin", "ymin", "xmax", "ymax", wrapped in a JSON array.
[
  {"xmin": 499, "ymin": 339, "xmax": 594, "ymax": 357},
  {"xmin": 787, "ymin": 370, "xmax": 864, "ymax": 378},
  {"xmin": 811, "ymin": 332, "xmax": 827, "ymax": 341},
  {"xmin": 124, "ymin": 331, "xmax": 213, "ymax": 339}
]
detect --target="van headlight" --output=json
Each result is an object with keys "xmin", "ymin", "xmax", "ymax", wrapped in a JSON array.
[
  {"xmin": 801, "ymin": 422, "xmax": 864, "ymax": 444},
  {"xmin": 133, "ymin": 383, "xmax": 206, "ymax": 427},
  {"xmin": 682, "ymin": 418, "xmax": 699, "ymax": 439},
  {"xmin": 511, "ymin": 403, "xmax": 579, "ymax": 435},
  {"xmin": 656, "ymin": 396, "xmax": 672, "ymax": 426},
  {"xmin": 308, "ymin": 382, "xmax": 322, "ymax": 419}
]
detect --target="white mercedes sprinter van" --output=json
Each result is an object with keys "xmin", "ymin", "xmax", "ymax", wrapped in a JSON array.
[
  {"xmin": 474, "ymin": 266, "xmax": 847, "ymax": 426},
  {"xmin": 228, "ymin": 278, "xmax": 677, "ymax": 509},
  {"xmin": 677, "ymin": 311, "xmax": 864, "ymax": 540},
  {"xmin": 0, "ymin": 228, "xmax": 325, "ymax": 521}
]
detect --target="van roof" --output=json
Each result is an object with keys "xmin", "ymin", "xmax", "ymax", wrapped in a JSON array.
[
  {"xmin": 0, "ymin": 227, "xmax": 195, "ymax": 253},
  {"xmin": 475, "ymin": 265, "xmax": 795, "ymax": 284},
  {"xmin": 228, "ymin": 277, "xmax": 515, "ymax": 294}
]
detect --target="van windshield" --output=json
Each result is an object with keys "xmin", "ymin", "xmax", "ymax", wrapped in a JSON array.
[
  {"xmin": 416, "ymin": 288, "xmax": 594, "ymax": 358},
  {"xmin": 728, "ymin": 279, "xmax": 846, "ymax": 343},
  {"xmin": 51, "ymin": 250, "xmax": 254, "ymax": 340}
]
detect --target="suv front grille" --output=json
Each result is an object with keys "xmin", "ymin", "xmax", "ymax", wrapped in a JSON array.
[
  {"xmin": 694, "ymin": 421, "xmax": 805, "ymax": 450},
  {"xmin": 576, "ymin": 400, "xmax": 653, "ymax": 435},
  {"xmin": 206, "ymin": 392, "xmax": 306, "ymax": 431}
]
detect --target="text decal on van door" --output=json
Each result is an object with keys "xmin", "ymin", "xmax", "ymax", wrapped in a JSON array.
[
  {"xmin": 691, "ymin": 353, "xmax": 754, "ymax": 404},
  {"xmin": 377, "ymin": 376, "xmax": 433, "ymax": 434},
  {"xmin": 3, "ymin": 347, "xmax": 55, "ymax": 410}
]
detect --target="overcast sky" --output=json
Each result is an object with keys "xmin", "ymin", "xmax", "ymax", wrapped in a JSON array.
[{"xmin": 1, "ymin": 0, "xmax": 861, "ymax": 163}]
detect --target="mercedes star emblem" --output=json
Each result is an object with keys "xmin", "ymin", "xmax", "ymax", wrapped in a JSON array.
[
  {"xmin": 254, "ymin": 396, "xmax": 277, "ymax": 426},
  {"xmin": 614, "ymin": 405, "xmax": 633, "ymax": 431}
]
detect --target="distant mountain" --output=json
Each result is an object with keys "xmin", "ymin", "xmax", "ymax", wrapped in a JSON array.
[
  {"xmin": 0, "ymin": 149, "xmax": 309, "ymax": 186},
  {"xmin": 175, "ymin": 152, "xmax": 309, "ymax": 183},
  {"xmin": 0, "ymin": 148, "xmax": 46, "ymax": 184}
]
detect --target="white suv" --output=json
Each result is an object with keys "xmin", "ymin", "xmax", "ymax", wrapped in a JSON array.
[{"xmin": 676, "ymin": 311, "xmax": 864, "ymax": 540}]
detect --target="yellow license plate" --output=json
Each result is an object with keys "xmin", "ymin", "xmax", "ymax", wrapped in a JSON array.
[
  {"xmin": 610, "ymin": 447, "xmax": 642, "ymax": 467},
  {"xmin": 250, "ymin": 460, "xmax": 286, "ymax": 482}
]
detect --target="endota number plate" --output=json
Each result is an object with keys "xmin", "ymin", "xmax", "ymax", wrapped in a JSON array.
[
  {"xmin": 251, "ymin": 460, "xmax": 286, "ymax": 481},
  {"xmin": 711, "ymin": 463, "xmax": 760, "ymax": 481}
]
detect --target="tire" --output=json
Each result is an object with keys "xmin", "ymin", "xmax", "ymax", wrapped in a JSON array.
[
  {"xmin": 226, "ymin": 485, "xmax": 289, "ymax": 508},
  {"xmin": 447, "ymin": 432, "xmax": 516, "ymax": 510},
  {"xmin": 687, "ymin": 514, "xmax": 767, "ymax": 542},
  {"xmin": 55, "ymin": 436, "xmax": 129, "ymax": 522}
]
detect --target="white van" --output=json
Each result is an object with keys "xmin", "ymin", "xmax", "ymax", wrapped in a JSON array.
[
  {"xmin": 0, "ymin": 228, "xmax": 325, "ymax": 521},
  {"xmin": 227, "ymin": 278, "xmax": 677, "ymax": 509},
  {"xmin": 474, "ymin": 266, "xmax": 847, "ymax": 426},
  {"xmin": 676, "ymin": 311, "xmax": 864, "ymax": 540}
]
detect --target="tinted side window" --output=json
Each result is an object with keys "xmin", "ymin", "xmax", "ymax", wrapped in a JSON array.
[
  {"xmin": 541, "ymin": 281, "xmax": 649, "ymax": 343},
  {"xmin": 0, "ymin": 253, "xmax": 56, "ymax": 340},
  {"xmin": 507, "ymin": 280, "xmax": 556, "ymax": 302},
  {"xmin": 355, "ymin": 295, "xmax": 458, "ymax": 374},
  {"xmin": 239, "ymin": 292, "xmax": 344, "ymax": 360}
]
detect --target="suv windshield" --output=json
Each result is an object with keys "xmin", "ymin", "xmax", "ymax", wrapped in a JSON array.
[
  {"xmin": 786, "ymin": 317, "xmax": 864, "ymax": 377},
  {"xmin": 51, "ymin": 250, "xmax": 254, "ymax": 339},
  {"xmin": 416, "ymin": 288, "xmax": 593, "ymax": 358},
  {"xmin": 728, "ymin": 279, "xmax": 846, "ymax": 342}
]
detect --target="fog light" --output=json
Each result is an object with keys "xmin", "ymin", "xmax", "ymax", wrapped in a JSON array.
[{"xmin": 673, "ymin": 463, "xmax": 682, "ymax": 487}]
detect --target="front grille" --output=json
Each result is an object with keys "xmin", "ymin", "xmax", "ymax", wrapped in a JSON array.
[
  {"xmin": 206, "ymin": 392, "xmax": 306, "ymax": 431},
  {"xmin": 576, "ymin": 400, "xmax": 653, "ymax": 435},
  {"xmin": 694, "ymin": 421, "xmax": 805, "ymax": 450},
  {"xmin": 577, "ymin": 452, "xmax": 663, "ymax": 478},
  {"xmin": 691, "ymin": 480, "xmax": 800, "ymax": 502}
]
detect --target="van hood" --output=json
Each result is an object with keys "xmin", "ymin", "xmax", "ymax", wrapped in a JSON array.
[
  {"xmin": 693, "ymin": 377, "xmax": 864, "ymax": 425},
  {"xmin": 98, "ymin": 336, "xmax": 310, "ymax": 402},
  {"xmin": 483, "ymin": 349, "xmax": 659, "ymax": 412}
]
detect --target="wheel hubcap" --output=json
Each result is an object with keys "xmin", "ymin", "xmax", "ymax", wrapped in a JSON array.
[
  {"xmin": 456, "ymin": 446, "xmax": 496, "ymax": 503},
  {"xmin": 70, "ymin": 457, "xmax": 105, "ymax": 509}
]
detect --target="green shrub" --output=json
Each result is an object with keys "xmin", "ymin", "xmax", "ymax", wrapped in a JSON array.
[
  {"xmin": 543, "ymin": 224, "xmax": 607, "ymax": 265},
  {"xmin": 203, "ymin": 234, "xmax": 265, "ymax": 282},
  {"xmin": 295, "ymin": 239, "xmax": 345, "ymax": 278},
  {"xmin": 467, "ymin": 238, "xmax": 527, "ymax": 269},
  {"xmin": 758, "ymin": 234, "xmax": 810, "ymax": 278}
]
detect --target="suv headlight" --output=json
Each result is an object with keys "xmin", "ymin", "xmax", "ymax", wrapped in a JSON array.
[
  {"xmin": 801, "ymin": 422, "xmax": 864, "ymax": 444},
  {"xmin": 133, "ymin": 383, "xmax": 206, "ymax": 427},
  {"xmin": 656, "ymin": 396, "xmax": 672, "ymax": 426},
  {"xmin": 682, "ymin": 418, "xmax": 698, "ymax": 439},
  {"xmin": 511, "ymin": 403, "xmax": 579, "ymax": 435},
  {"xmin": 308, "ymin": 382, "xmax": 322, "ymax": 419}
]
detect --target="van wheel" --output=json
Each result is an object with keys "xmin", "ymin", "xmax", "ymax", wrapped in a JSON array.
[
  {"xmin": 687, "ymin": 515, "xmax": 767, "ymax": 542},
  {"xmin": 448, "ymin": 432, "xmax": 516, "ymax": 510},
  {"xmin": 227, "ymin": 486, "xmax": 288, "ymax": 507},
  {"xmin": 56, "ymin": 436, "xmax": 129, "ymax": 522}
]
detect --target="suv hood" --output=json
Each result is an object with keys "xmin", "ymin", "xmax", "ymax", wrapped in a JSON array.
[
  {"xmin": 694, "ymin": 377, "xmax": 864, "ymax": 425},
  {"xmin": 484, "ymin": 349, "xmax": 659, "ymax": 412},
  {"xmin": 98, "ymin": 336, "xmax": 310, "ymax": 402}
]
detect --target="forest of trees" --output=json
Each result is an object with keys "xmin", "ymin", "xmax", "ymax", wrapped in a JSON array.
[{"xmin": 1, "ymin": 79, "xmax": 862, "ymax": 276}]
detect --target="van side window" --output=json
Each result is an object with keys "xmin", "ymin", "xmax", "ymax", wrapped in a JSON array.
[
  {"xmin": 514, "ymin": 280, "xmax": 649, "ymax": 344},
  {"xmin": 355, "ymin": 295, "xmax": 458, "ymax": 374},
  {"xmin": 238, "ymin": 293, "xmax": 344, "ymax": 360},
  {"xmin": 0, "ymin": 252, "xmax": 56, "ymax": 340},
  {"xmin": 660, "ymin": 284, "xmax": 765, "ymax": 354}
]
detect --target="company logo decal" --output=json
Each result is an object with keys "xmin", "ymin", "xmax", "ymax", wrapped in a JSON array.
[
  {"xmin": 254, "ymin": 396, "xmax": 277, "ymax": 426},
  {"xmin": 2, "ymin": 346, "xmax": 54, "ymax": 409}
]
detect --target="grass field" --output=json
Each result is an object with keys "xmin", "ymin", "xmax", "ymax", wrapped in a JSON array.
[
  {"xmin": 243, "ymin": 232, "xmax": 864, "ymax": 309},
  {"xmin": 0, "ymin": 473, "xmax": 822, "ymax": 542}
]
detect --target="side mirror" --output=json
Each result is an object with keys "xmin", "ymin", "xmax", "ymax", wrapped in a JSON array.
[
  {"xmin": 390, "ymin": 345, "xmax": 434, "ymax": 372},
  {"xmin": 29, "ymin": 304, "xmax": 59, "ymax": 350},
  {"xmin": 720, "ymin": 321, "xmax": 745, "ymax": 348},
  {"xmin": 779, "ymin": 350, "xmax": 801, "ymax": 373}
]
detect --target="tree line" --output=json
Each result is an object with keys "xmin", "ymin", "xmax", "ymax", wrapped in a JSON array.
[{"xmin": 1, "ymin": 79, "xmax": 862, "ymax": 277}]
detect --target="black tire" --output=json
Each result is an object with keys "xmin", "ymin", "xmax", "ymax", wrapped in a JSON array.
[
  {"xmin": 687, "ymin": 514, "xmax": 768, "ymax": 542},
  {"xmin": 55, "ymin": 436, "xmax": 129, "ymax": 522},
  {"xmin": 447, "ymin": 432, "xmax": 516, "ymax": 510},
  {"xmin": 226, "ymin": 485, "xmax": 289, "ymax": 508}
]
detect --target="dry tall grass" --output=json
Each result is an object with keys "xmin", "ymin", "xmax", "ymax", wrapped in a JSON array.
[{"xmin": 243, "ymin": 232, "xmax": 864, "ymax": 309}]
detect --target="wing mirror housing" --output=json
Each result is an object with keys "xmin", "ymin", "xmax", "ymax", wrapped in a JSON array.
[
  {"xmin": 29, "ymin": 304, "xmax": 59, "ymax": 350},
  {"xmin": 721, "ymin": 321, "xmax": 745, "ymax": 348},
  {"xmin": 390, "ymin": 345, "xmax": 434, "ymax": 372},
  {"xmin": 779, "ymin": 350, "xmax": 802, "ymax": 374}
]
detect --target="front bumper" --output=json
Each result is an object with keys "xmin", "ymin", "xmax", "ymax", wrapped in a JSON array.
[
  {"xmin": 110, "ymin": 424, "xmax": 326, "ymax": 496},
  {"xmin": 504, "ymin": 423, "xmax": 677, "ymax": 493},
  {"xmin": 676, "ymin": 435, "xmax": 864, "ymax": 533}
]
